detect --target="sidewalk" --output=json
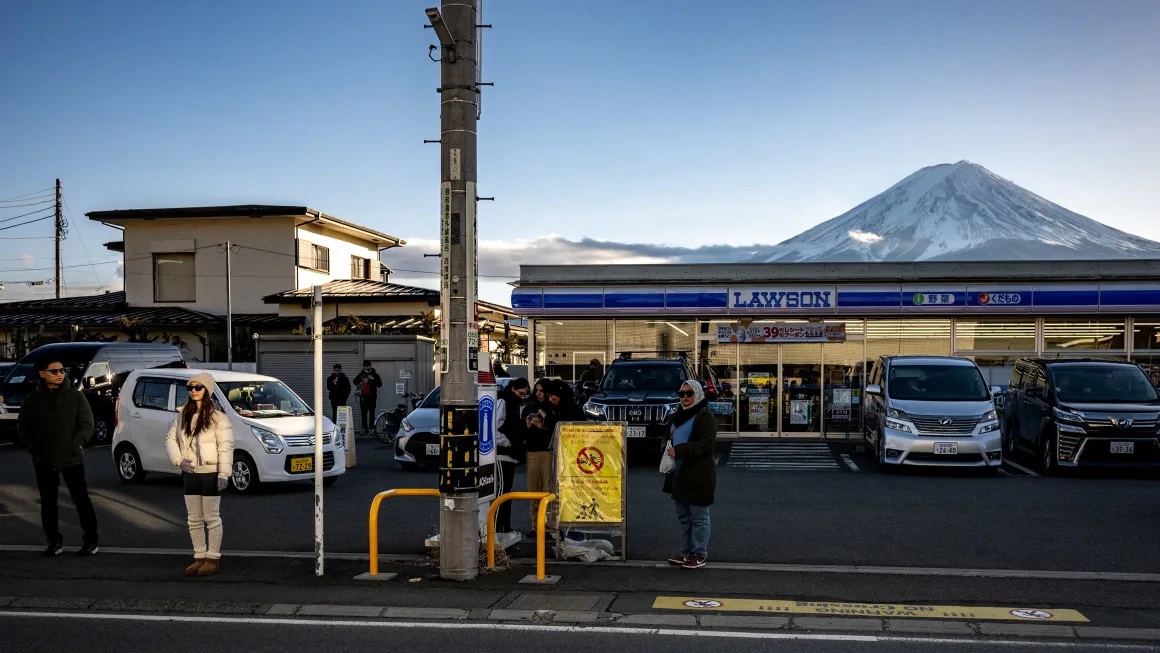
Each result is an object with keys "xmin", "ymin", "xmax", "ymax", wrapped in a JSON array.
[{"xmin": 2, "ymin": 550, "xmax": 1160, "ymax": 643}]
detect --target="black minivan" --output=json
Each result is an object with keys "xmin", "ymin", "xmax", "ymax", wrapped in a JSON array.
[
  {"xmin": 0, "ymin": 343, "xmax": 186, "ymax": 446},
  {"xmin": 1004, "ymin": 358, "xmax": 1160, "ymax": 472}
]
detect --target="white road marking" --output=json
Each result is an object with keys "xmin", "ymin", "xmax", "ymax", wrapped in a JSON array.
[
  {"xmin": 840, "ymin": 454, "xmax": 861, "ymax": 472},
  {"xmin": 3, "ymin": 545, "xmax": 1155, "ymax": 582},
  {"xmin": 5, "ymin": 611, "xmax": 1157, "ymax": 649},
  {"xmin": 727, "ymin": 443, "xmax": 844, "ymax": 472},
  {"xmin": 1003, "ymin": 460, "xmax": 1040, "ymax": 477}
]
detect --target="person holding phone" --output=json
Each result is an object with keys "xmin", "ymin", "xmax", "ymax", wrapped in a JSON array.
[
  {"xmin": 522, "ymin": 379, "xmax": 553, "ymax": 536},
  {"xmin": 165, "ymin": 373, "xmax": 234, "ymax": 577}
]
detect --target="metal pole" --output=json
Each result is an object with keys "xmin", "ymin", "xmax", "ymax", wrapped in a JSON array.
[
  {"xmin": 54, "ymin": 179, "xmax": 62, "ymax": 299},
  {"xmin": 225, "ymin": 240, "xmax": 233, "ymax": 371},
  {"xmin": 312, "ymin": 284, "xmax": 324, "ymax": 576},
  {"xmin": 428, "ymin": 0, "xmax": 481, "ymax": 581}
]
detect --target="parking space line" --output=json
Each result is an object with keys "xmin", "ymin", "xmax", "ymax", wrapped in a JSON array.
[
  {"xmin": 1004, "ymin": 460, "xmax": 1040, "ymax": 477},
  {"xmin": 840, "ymin": 454, "xmax": 861, "ymax": 472}
]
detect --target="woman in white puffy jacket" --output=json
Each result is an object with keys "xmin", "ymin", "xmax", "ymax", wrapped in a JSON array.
[{"xmin": 165, "ymin": 372, "xmax": 234, "ymax": 576}]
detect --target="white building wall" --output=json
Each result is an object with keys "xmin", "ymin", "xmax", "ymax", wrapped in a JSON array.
[{"xmin": 294, "ymin": 223, "xmax": 380, "ymax": 289}]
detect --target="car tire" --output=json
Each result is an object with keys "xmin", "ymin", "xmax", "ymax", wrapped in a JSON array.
[
  {"xmin": 1039, "ymin": 434, "xmax": 1056, "ymax": 474},
  {"xmin": 230, "ymin": 452, "xmax": 261, "ymax": 494},
  {"xmin": 323, "ymin": 475, "xmax": 339, "ymax": 488},
  {"xmin": 87, "ymin": 418, "xmax": 111, "ymax": 448},
  {"xmin": 114, "ymin": 444, "xmax": 147, "ymax": 484},
  {"xmin": 1003, "ymin": 417, "xmax": 1018, "ymax": 456}
]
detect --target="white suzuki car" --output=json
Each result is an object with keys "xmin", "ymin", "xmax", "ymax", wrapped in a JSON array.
[{"xmin": 112, "ymin": 369, "xmax": 344, "ymax": 493}]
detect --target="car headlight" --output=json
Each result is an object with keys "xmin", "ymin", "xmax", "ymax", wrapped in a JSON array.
[
  {"xmin": 1057, "ymin": 423, "xmax": 1087, "ymax": 434},
  {"xmin": 584, "ymin": 402, "xmax": 606, "ymax": 418},
  {"xmin": 981, "ymin": 409, "xmax": 998, "ymax": 422},
  {"xmin": 251, "ymin": 425, "xmax": 283, "ymax": 454},
  {"xmin": 980, "ymin": 422, "xmax": 1000, "ymax": 434},
  {"xmin": 885, "ymin": 418, "xmax": 913, "ymax": 433},
  {"xmin": 1053, "ymin": 408, "xmax": 1086, "ymax": 424},
  {"xmin": 400, "ymin": 418, "xmax": 414, "ymax": 433},
  {"xmin": 887, "ymin": 407, "xmax": 906, "ymax": 420}
]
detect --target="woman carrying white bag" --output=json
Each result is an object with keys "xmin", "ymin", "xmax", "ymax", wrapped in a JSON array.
[{"xmin": 660, "ymin": 380, "xmax": 717, "ymax": 569}]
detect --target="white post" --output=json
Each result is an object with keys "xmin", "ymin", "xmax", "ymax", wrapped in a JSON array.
[{"xmin": 312, "ymin": 284, "xmax": 324, "ymax": 576}]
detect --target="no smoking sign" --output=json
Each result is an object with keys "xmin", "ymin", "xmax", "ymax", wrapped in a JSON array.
[{"xmin": 683, "ymin": 600, "xmax": 723, "ymax": 609}]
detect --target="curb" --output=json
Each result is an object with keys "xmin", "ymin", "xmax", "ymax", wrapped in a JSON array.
[{"xmin": 0, "ymin": 597, "xmax": 1158, "ymax": 642}]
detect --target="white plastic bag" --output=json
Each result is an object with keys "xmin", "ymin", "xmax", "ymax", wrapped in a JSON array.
[
  {"xmin": 558, "ymin": 538, "xmax": 615, "ymax": 562},
  {"xmin": 658, "ymin": 439, "xmax": 676, "ymax": 474}
]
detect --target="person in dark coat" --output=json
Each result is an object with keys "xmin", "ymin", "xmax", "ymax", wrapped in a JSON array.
[
  {"xmin": 494, "ymin": 378, "xmax": 530, "ymax": 533},
  {"xmin": 18, "ymin": 358, "xmax": 99, "ymax": 557},
  {"xmin": 545, "ymin": 380, "xmax": 585, "ymax": 426},
  {"xmin": 327, "ymin": 364, "xmax": 351, "ymax": 424},
  {"xmin": 664, "ymin": 380, "xmax": 717, "ymax": 569},
  {"xmin": 352, "ymin": 360, "xmax": 383, "ymax": 435},
  {"xmin": 522, "ymin": 379, "xmax": 554, "ymax": 536}
]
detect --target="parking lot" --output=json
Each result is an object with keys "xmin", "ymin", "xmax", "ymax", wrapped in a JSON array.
[{"xmin": 2, "ymin": 437, "xmax": 1157, "ymax": 573}]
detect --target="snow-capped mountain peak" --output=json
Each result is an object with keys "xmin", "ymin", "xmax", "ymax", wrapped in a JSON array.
[{"xmin": 763, "ymin": 161, "xmax": 1160, "ymax": 262}]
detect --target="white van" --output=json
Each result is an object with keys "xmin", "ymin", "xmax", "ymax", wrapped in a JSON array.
[{"xmin": 111, "ymin": 369, "xmax": 345, "ymax": 493}]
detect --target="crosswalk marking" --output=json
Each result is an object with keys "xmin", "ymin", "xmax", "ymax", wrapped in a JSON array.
[{"xmin": 726, "ymin": 442, "xmax": 846, "ymax": 472}]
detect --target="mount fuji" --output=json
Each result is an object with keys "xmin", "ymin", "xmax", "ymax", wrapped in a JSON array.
[{"xmin": 759, "ymin": 161, "xmax": 1160, "ymax": 262}]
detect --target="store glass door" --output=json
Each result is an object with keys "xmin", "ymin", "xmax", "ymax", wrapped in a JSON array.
[
  {"xmin": 822, "ymin": 341, "xmax": 864, "ymax": 440},
  {"xmin": 698, "ymin": 340, "xmax": 738, "ymax": 432},
  {"xmin": 781, "ymin": 344, "xmax": 822, "ymax": 435},
  {"xmin": 739, "ymin": 344, "xmax": 779, "ymax": 435}
]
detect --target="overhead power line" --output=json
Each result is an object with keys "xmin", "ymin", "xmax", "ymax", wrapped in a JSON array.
[
  {"xmin": 0, "ymin": 188, "xmax": 53, "ymax": 203},
  {"xmin": 0, "ymin": 199, "xmax": 54, "ymax": 210},
  {"xmin": 0, "ymin": 206, "xmax": 53, "ymax": 224},
  {"xmin": 0, "ymin": 215, "xmax": 53, "ymax": 232}
]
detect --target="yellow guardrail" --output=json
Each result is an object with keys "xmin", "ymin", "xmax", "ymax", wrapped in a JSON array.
[
  {"xmin": 367, "ymin": 488, "xmax": 440, "ymax": 577},
  {"xmin": 486, "ymin": 492, "xmax": 557, "ymax": 580}
]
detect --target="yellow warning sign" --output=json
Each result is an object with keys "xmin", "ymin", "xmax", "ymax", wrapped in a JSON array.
[
  {"xmin": 653, "ymin": 597, "xmax": 1088, "ymax": 622},
  {"xmin": 556, "ymin": 423, "xmax": 624, "ymax": 524}
]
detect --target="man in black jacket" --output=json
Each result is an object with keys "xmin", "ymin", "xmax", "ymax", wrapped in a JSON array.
[
  {"xmin": 327, "ymin": 364, "xmax": 351, "ymax": 424},
  {"xmin": 352, "ymin": 360, "xmax": 383, "ymax": 435},
  {"xmin": 18, "ymin": 359, "xmax": 99, "ymax": 557}
]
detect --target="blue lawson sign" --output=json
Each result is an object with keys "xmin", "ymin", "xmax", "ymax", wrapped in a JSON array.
[
  {"xmin": 478, "ymin": 395, "xmax": 495, "ymax": 456},
  {"xmin": 731, "ymin": 287, "xmax": 835, "ymax": 310}
]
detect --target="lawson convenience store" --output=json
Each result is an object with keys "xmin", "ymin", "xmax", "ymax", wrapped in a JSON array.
[{"xmin": 511, "ymin": 260, "xmax": 1160, "ymax": 440}]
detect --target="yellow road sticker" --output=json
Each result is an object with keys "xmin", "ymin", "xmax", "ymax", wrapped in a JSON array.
[{"xmin": 653, "ymin": 597, "xmax": 1088, "ymax": 622}]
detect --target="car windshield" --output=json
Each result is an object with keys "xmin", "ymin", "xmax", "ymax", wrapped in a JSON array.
[
  {"xmin": 421, "ymin": 386, "xmax": 440, "ymax": 409},
  {"xmin": 888, "ymin": 364, "xmax": 990, "ymax": 401},
  {"xmin": 600, "ymin": 363, "xmax": 687, "ymax": 391},
  {"xmin": 217, "ymin": 380, "xmax": 312, "ymax": 418},
  {"xmin": 2, "ymin": 360, "xmax": 87, "ymax": 392},
  {"xmin": 1051, "ymin": 364, "xmax": 1159, "ymax": 404}
]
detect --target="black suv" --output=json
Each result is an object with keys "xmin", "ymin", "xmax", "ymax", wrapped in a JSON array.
[
  {"xmin": 580, "ymin": 352, "xmax": 713, "ymax": 449},
  {"xmin": 1005, "ymin": 358, "xmax": 1160, "ymax": 472}
]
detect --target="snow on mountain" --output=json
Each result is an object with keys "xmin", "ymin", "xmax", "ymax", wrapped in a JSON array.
[{"xmin": 761, "ymin": 161, "xmax": 1160, "ymax": 262}]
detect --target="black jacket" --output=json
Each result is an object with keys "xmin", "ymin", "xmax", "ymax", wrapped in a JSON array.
[
  {"xmin": 18, "ymin": 380, "xmax": 95, "ymax": 470},
  {"xmin": 522, "ymin": 400, "xmax": 553, "ymax": 452},
  {"xmin": 353, "ymin": 369, "xmax": 383, "ymax": 400},
  {"xmin": 496, "ymin": 389, "xmax": 526, "ymax": 462},
  {"xmin": 665, "ymin": 402, "xmax": 717, "ymax": 506},
  {"xmin": 327, "ymin": 372, "xmax": 351, "ymax": 403}
]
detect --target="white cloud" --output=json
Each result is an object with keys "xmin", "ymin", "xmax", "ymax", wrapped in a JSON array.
[
  {"xmin": 848, "ymin": 230, "xmax": 883, "ymax": 244},
  {"xmin": 19, "ymin": 252, "xmax": 34, "ymax": 268}
]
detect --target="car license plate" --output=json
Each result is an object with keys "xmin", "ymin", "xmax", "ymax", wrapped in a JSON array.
[
  {"xmin": 425, "ymin": 443, "xmax": 441, "ymax": 456},
  {"xmin": 1111, "ymin": 441, "xmax": 1135, "ymax": 454},
  {"xmin": 934, "ymin": 442, "xmax": 958, "ymax": 455},
  {"xmin": 289, "ymin": 456, "xmax": 313, "ymax": 473},
  {"xmin": 627, "ymin": 426, "xmax": 647, "ymax": 438}
]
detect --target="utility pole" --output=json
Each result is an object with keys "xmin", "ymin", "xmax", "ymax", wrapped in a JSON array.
[
  {"xmin": 427, "ymin": 0, "xmax": 481, "ymax": 582},
  {"xmin": 54, "ymin": 179, "xmax": 62, "ymax": 299},
  {"xmin": 225, "ymin": 240, "xmax": 233, "ymax": 371}
]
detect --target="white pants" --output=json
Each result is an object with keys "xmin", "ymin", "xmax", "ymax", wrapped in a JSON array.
[{"xmin": 184, "ymin": 496, "xmax": 223, "ymax": 560}]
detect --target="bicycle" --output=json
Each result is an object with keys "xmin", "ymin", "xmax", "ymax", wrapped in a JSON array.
[{"xmin": 373, "ymin": 392, "xmax": 426, "ymax": 446}]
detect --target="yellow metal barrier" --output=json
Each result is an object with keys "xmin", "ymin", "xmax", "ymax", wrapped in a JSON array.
[
  {"xmin": 367, "ymin": 488, "xmax": 440, "ymax": 576},
  {"xmin": 486, "ymin": 492, "xmax": 557, "ymax": 580}
]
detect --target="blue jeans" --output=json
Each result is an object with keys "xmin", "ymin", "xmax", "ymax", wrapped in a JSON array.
[{"xmin": 675, "ymin": 500, "xmax": 710, "ymax": 558}]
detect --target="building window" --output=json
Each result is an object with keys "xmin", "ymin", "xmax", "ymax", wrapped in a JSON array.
[
  {"xmin": 1132, "ymin": 320, "xmax": 1160, "ymax": 352},
  {"xmin": 954, "ymin": 319, "xmax": 1036, "ymax": 352},
  {"xmin": 297, "ymin": 240, "xmax": 330, "ymax": 273},
  {"xmin": 153, "ymin": 253, "xmax": 195, "ymax": 302},
  {"xmin": 351, "ymin": 255, "xmax": 371, "ymax": 280},
  {"xmin": 1044, "ymin": 318, "xmax": 1126, "ymax": 351}
]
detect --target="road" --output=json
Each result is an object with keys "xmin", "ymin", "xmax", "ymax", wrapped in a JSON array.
[
  {"xmin": 1, "ymin": 439, "xmax": 1157, "ymax": 573},
  {"xmin": 1, "ymin": 614, "xmax": 1155, "ymax": 653}
]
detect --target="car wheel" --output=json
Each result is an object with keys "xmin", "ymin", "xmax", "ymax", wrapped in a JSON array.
[
  {"xmin": 230, "ymin": 453, "xmax": 261, "ymax": 494},
  {"xmin": 114, "ymin": 444, "xmax": 147, "ymax": 484},
  {"xmin": 1003, "ymin": 419, "xmax": 1018, "ymax": 456},
  {"xmin": 88, "ymin": 419, "xmax": 110, "ymax": 448},
  {"xmin": 1039, "ymin": 434, "xmax": 1056, "ymax": 474},
  {"xmin": 323, "ymin": 475, "xmax": 339, "ymax": 488}
]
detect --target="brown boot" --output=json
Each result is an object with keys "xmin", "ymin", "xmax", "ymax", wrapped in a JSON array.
[
  {"xmin": 185, "ymin": 559, "xmax": 204, "ymax": 576},
  {"xmin": 196, "ymin": 558, "xmax": 220, "ymax": 576}
]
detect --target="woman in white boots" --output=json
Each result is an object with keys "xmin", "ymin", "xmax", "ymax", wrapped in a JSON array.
[{"xmin": 165, "ymin": 372, "xmax": 234, "ymax": 576}]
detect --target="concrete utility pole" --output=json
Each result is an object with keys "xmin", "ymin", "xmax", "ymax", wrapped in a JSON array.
[
  {"xmin": 224, "ymin": 240, "xmax": 233, "ymax": 371},
  {"xmin": 427, "ymin": 0, "xmax": 482, "ymax": 582},
  {"xmin": 54, "ymin": 179, "xmax": 62, "ymax": 299}
]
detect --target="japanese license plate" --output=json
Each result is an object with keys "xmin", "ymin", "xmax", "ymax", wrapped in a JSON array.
[
  {"xmin": 1110, "ymin": 441, "xmax": 1135, "ymax": 454},
  {"xmin": 627, "ymin": 426, "xmax": 647, "ymax": 438},
  {"xmin": 934, "ymin": 442, "xmax": 958, "ymax": 455},
  {"xmin": 289, "ymin": 456, "xmax": 313, "ymax": 472},
  {"xmin": 425, "ymin": 443, "xmax": 441, "ymax": 456}
]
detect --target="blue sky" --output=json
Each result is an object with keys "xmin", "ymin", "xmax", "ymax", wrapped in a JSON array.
[{"xmin": 2, "ymin": 0, "xmax": 1158, "ymax": 303}]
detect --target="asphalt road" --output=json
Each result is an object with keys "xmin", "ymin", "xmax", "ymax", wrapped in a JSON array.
[
  {"xmin": 1, "ymin": 615, "xmax": 1152, "ymax": 653},
  {"xmin": 1, "ymin": 440, "xmax": 1159, "ymax": 573}
]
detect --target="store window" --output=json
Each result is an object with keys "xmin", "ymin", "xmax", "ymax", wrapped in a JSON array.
[
  {"xmin": 866, "ymin": 319, "xmax": 951, "ymax": 363},
  {"xmin": 614, "ymin": 320, "xmax": 694, "ymax": 357},
  {"xmin": 153, "ymin": 253, "xmax": 196, "ymax": 302},
  {"xmin": 1133, "ymin": 355, "xmax": 1160, "ymax": 388},
  {"xmin": 1044, "ymin": 318, "xmax": 1125, "ymax": 351},
  {"xmin": 1132, "ymin": 320, "xmax": 1160, "ymax": 352},
  {"xmin": 955, "ymin": 319, "xmax": 1036, "ymax": 352},
  {"xmin": 534, "ymin": 319, "xmax": 612, "ymax": 382}
]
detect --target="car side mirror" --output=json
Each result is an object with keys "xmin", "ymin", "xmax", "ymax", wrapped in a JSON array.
[
  {"xmin": 990, "ymin": 385, "xmax": 1004, "ymax": 397},
  {"xmin": 866, "ymin": 384, "xmax": 883, "ymax": 396}
]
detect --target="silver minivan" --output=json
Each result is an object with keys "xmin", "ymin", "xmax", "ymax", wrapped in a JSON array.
[{"xmin": 864, "ymin": 356, "xmax": 1003, "ymax": 472}]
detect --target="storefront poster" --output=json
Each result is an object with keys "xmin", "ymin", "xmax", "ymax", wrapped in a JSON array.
[
  {"xmin": 556, "ymin": 423, "xmax": 624, "ymax": 524},
  {"xmin": 717, "ymin": 321, "xmax": 847, "ymax": 344},
  {"xmin": 790, "ymin": 400, "xmax": 811, "ymax": 425},
  {"xmin": 831, "ymin": 388, "xmax": 852, "ymax": 422},
  {"xmin": 748, "ymin": 391, "xmax": 770, "ymax": 425},
  {"xmin": 708, "ymin": 401, "xmax": 734, "ymax": 416}
]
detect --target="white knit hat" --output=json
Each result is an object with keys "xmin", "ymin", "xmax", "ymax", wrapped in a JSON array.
[{"xmin": 187, "ymin": 371, "xmax": 216, "ymax": 394}]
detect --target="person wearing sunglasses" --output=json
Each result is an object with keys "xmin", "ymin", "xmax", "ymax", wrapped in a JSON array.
[
  {"xmin": 164, "ymin": 372, "xmax": 235, "ymax": 576},
  {"xmin": 663, "ymin": 380, "xmax": 717, "ymax": 569},
  {"xmin": 18, "ymin": 359, "xmax": 99, "ymax": 557}
]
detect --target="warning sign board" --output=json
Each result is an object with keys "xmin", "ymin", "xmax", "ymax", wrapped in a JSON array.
[
  {"xmin": 556, "ymin": 422, "xmax": 625, "ymax": 524},
  {"xmin": 653, "ymin": 597, "xmax": 1088, "ymax": 622}
]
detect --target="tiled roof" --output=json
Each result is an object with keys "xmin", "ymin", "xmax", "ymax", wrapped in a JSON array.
[
  {"xmin": 0, "ymin": 291, "xmax": 127, "ymax": 311},
  {"xmin": 264, "ymin": 280, "xmax": 440, "ymax": 304},
  {"xmin": 0, "ymin": 306, "xmax": 222, "ymax": 328}
]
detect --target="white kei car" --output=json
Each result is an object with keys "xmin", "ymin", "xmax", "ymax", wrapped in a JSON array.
[{"xmin": 111, "ymin": 369, "xmax": 344, "ymax": 493}]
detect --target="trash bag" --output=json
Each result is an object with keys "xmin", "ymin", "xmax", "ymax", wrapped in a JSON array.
[{"xmin": 557, "ymin": 537, "xmax": 615, "ymax": 563}]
